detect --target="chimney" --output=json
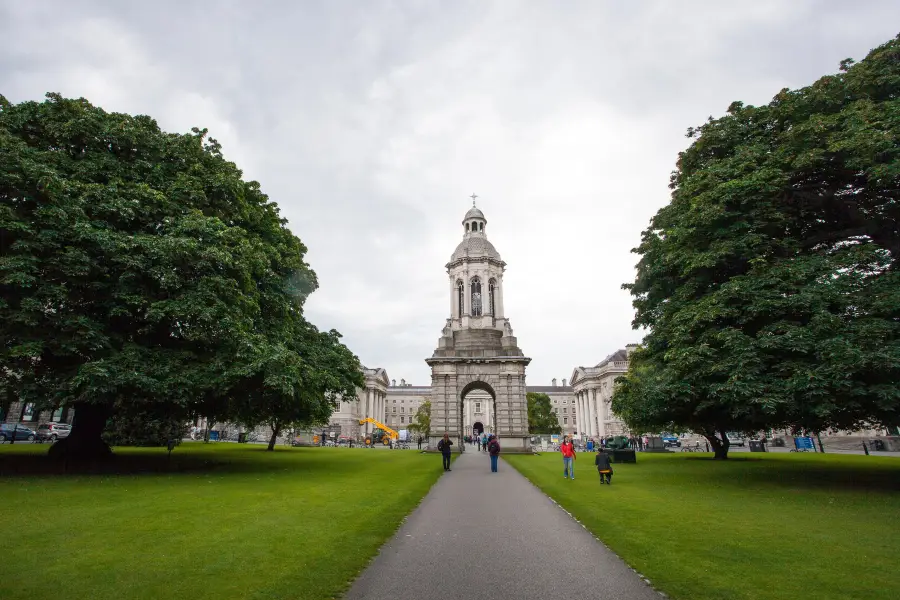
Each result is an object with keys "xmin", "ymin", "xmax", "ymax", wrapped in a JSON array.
[
  {"xmin": 562, "ymin": 378, "xmax": 567, "ymax": 387},
  {"xmin": 552, "ymin": 378, "xmax": 557, "ymax": 387},
  {"xmin": 626, "ymin": 343, "xmax": 639, "ymax": 358},
  {"xmin": 391, "ymin": 379, "xmax": 396, "ymax": 386},
  {"xmin": 401, "ymin": 378, "xmax": 406, "ymax": 386}
]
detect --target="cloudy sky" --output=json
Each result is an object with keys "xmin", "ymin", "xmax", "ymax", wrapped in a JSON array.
[{"xmin": 2, "ymin": 1, "xmax": 898, "ymax": 386}]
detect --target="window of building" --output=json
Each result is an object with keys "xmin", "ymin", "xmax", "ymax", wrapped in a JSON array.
[
  {"xmin": 488, "ymin": 279, "xmax": 496, "ymax": 314},
  {"xmin": 562, "ymin": 408, "xmax": 567, "ymax": 414},
  {"xmin": 400, "ymin": 416, "xmax": 405, "ymax": 423},
  {"xmin": 475, "ymin": 402, "xmax": 481, "ymax": 413},
  {"xmin": 400, "ymin": 407, "xmax": 405, "ymax": 413},
  {"xmin": 573, "ymin": 417, "xmax": 577, "ymax": 425},
  {"xmin": 564, "ymin": 418, "xmax": 568, "ymax": 425},
  {"xmin": 392, "ymin": 406, "xmax": 397, "ymax": 414},
  {"xmin": 470, "ymin": 276, "xmax": 482, "ymax": 316},
  {"xmin": 457, "ymin": 280, "xmax": 464, "ymax": 317}
]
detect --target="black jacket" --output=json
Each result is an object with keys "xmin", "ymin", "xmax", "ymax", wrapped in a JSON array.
[
  {"xmin": 595, "ymin": 452, "xmax": 613, "ymax": 471},
  {"xmin": 438, "ymin": 439, "xmax": 453, "ymax": 454}
]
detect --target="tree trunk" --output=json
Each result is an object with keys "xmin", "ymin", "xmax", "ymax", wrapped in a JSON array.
[
  {"xmin": 704, "ymin": 430, "xmax": 731, "ymax": 460},
  {"xmin": 267, "ymin": 422, "xmax": 281, "ymax": 451},
  {"xmin": 48, "ymin": 403, "xmax": 113, "ymax": 461}
]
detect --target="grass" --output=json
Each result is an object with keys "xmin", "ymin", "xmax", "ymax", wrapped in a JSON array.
[
  {"xmin": 504, "ymin": 451, "xmax": 900, "ymax": 600},
  {"xmin": 0, "ymin": 443, "xmax": 446, "ymax": 600}
]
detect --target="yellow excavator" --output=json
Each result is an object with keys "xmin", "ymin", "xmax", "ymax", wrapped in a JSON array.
[{"xmin": 359, "ymin": 418, "xmax": 399, "ymax": 446}]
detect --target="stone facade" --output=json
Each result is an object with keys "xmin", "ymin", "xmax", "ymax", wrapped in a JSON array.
[
  {"xmin": 569, "ymin": 345, "xmax": 637, "ymax": 440},
  {"xmin": 425, "ymin": 204, "xmax": 532, "ymax": 452},
  {"xmin": 2, "ymin": 401, "xmax": 74, "ymax": 428},
  {"xmin": 327, "ymin": 367, "xmax": 390, "ymax": 439}
]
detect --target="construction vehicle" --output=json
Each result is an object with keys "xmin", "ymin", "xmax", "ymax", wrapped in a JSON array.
[{"xmin": 359, "ymin": 418, "xmax": 399, "ymax": 446}]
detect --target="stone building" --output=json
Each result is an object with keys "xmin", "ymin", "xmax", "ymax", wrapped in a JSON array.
[{"xmin": 569, "ymin": 345, "xmax": 638, "ymax": 439}]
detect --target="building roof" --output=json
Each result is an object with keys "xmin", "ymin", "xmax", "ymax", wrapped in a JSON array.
[
  {"xmin": 526, "ymin": 386, "xmax": 573, "ymax": 394},
  {"xmin": 450, "ymin": 236, "xmax": 502, "ymax": 262},
  {"xmin": 463, "ymin": 206, "xmax": 485, "ymax": 222},
  {"xmin": 595, "ymin": 349, "xmax": 628, "ymax": 368}
]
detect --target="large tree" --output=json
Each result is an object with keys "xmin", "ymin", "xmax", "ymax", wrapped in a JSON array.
[
  {"xmin": 613, "ymin": 35, "xmax": 900, "ymax": 458},
  {"xmin": 408, "ymin": 400, "xmax": 431, "ymax": 438},
  {"xmin": 0, "ymin": 93, "xmax": 362, "ymax": 459},
  {"xmin": 527, "ymin": 392, "xmax": 562, "ymax": 434}
]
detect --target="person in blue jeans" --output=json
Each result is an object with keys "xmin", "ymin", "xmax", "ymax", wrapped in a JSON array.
[
  {"xmin": 487, "ymin": 434, "xmax": 501, "ymax": 472},
  {"xmin": 561, "ymin": 437, "xmax": 576, "ymax": 479},
  {"xmin": 437, "ymin": 433, "xmax": 453, "ymax": 471}
]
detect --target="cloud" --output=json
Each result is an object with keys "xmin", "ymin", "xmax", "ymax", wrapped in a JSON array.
[{"xmin": 3, "ymin": 0, "xmax": 899, "ymax": 385}]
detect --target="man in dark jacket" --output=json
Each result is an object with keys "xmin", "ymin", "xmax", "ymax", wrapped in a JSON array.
[
  {"xmin": 437, "ymin": 433, "xmax": 453, "ymax": 471},
  {"xmin": 487, "ymin": 434, "xmax": 501, "ymax": 473},
  {"xmin": 595, "ymin": 450, "xmax": 613, "ymax": 484}
]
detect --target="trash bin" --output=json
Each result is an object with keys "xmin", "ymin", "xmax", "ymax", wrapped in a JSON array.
[
  {"xmin": 748, "ymin": 440, "xmax": 766, "ymax": 453},
  {"xmin": 238, "ymin": 432, "xmax": 247, "ymax": 444},
  {"xmin": 873, "ymin": 439, "xmax": 885, "ymax": 451}
]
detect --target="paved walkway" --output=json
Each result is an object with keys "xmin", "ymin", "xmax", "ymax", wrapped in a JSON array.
[{"xmin": 345, "ymin": 449, "xmax": 660, "ymax": 599}]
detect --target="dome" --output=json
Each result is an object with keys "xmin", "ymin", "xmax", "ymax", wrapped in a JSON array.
[
  {"xmin": 450, "ymin": 236, "xmax": 502, "ymax": 262},
  {"xmin": 463, "ymin": 206, "xmax": 485, "ymax": 222}
]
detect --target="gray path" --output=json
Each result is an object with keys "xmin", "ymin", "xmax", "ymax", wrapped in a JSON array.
[{"xmin": 345, "ymin": 449, "xmax": 660, "ymax": 599}]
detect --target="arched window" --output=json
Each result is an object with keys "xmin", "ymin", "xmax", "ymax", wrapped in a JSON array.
[
  {"xmin": 466, "ymin": 223, "xmax": 470, "ymax": 232},
  {"xmin": 471, "ymin": 276, "xmax": 482, "ymax": 316},
  {"xmin": 456, "ymin": 280, "xmax": 464, "ymax": 318},
  {"xmin": 488, "ymin": 279, "xmax": 496, "ymax": 315}
]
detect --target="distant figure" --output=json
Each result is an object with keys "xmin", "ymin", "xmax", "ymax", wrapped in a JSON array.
[
  {"xmin": 488, "ymin": 434, "xmax": 501, "ymax": 473},
  {"xmin": 481, "ymin": 434, "xmax": 488, "ymax": 452},
  {"xmin": 595, "ymin": 450, "xmax": 613, "ymax": 485},
  {"xmin": 438, "ymin": 433, "xmax": 453, "ymax": 471},
  {"xmin": 561, "ymin": 437, "xmax": 577, "ymax": 480},
  {"xmin": 417, "ymin": 436, "xmax": 423, "ymax": 450}
]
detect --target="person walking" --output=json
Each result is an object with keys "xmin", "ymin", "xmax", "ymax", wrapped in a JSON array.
[
  {"xmin": 488, "ymin": 434, "xmax": 501, "ymax": 473},
  {"xmin": 481, "ymin": 434, "xmax": 488, "ymax": 452},
  {"xmin": 561, "ymin": 437, "xmax": 576, "ymax": 479},
  {"xmin": 595, "ymin": 449, "xmax": 613, "ymax": 484},
  {"xmin": 437, "ymin": 433, "xmax": 453, "ymax": 471}
]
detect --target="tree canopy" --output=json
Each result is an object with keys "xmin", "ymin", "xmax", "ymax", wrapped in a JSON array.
[
  {"xmin": 612, "ymin": 35, "xmax": 900, "ymax": 458},
  {"xmin": 408, "ymin": 400, "xmax": 431, "ymax": 438},
  {"xmin": 527, "ymin": 392, "xmax": 562, "ymax": 434},
  {"xmin": 0, "ymin": 93, "xmax": 364, "ymax": 458}
]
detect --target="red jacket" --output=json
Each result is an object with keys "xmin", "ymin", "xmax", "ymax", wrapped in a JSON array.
[{"xmin": 561, "ymin": 442, "xmax": 576, "ymax": 458}]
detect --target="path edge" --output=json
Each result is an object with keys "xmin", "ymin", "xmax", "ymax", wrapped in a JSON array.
[{"xmin": 502, "ymin": 456, "xmax": 670, "ymax": 599}]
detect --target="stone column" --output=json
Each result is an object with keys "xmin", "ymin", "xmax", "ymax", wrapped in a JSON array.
[
  {"xmin": 365, "ymin": 388, "xmax": 372, "ymax": 435},
  {"xmin": 583, "ymin": 392, "xmax": 589, "ymax": 437},
  {"xmin": 575, "ymin": 392, "xmax": 582, "ymax": 436},
  {"xmin": 587, "ymin": 389, "xmax": 596, "ymax": 438}
]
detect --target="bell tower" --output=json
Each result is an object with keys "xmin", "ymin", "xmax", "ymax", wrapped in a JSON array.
[{"xmin": 426, "ymin": 197, "xmax": 531, "ymax": 452}]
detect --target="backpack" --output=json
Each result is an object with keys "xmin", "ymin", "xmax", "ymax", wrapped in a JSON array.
[{"xmin": 488, "ymin": 440, "xmax": 500, "ymax": 454}]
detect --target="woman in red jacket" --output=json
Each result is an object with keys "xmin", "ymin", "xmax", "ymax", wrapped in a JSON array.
[{"xmin": 561, "ymin": 437, "xmax": 576, "ymax": 479}]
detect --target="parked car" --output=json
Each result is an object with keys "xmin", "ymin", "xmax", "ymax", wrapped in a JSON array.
[
  {"xmin": 726, "ymin": 433, "xmax": 745, "ymax": 446},
  {"xmin": 37, "ymin": 423, "xmax": 72, "ymax": 441},
  {"xmin": 662, "ymin": 435, "xmax": 682, "ymax": 448},
  {"xmin": 0, "ymin": 424, "xmax": 37, "ymax": 442}
]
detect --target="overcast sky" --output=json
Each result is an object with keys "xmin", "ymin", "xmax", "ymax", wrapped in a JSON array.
[{"xmin": 2, "ymin": 1, "xmax": 898, "ymax": 386}]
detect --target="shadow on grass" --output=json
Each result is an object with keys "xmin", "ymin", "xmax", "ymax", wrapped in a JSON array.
[
  {"xmin": 673, "ymin": 454, "xmax": 900, "ymax": 493},
  {"xmin": 0, "ymin": 443, "xmax": 354, "ymax": 478}
]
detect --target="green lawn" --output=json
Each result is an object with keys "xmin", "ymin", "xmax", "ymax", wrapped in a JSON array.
[
  {"xmin": 504, "ymin": 452, "xmax": 900, "ymax": 600},
  {"xmin": 0, "ymin": 443, "xmax": 445, "ymax": 600}
]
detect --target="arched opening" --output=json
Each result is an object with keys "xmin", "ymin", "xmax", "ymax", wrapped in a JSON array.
[
  {"xmin": 466, "ymin": 222, "xmax": 470, "ymax": 232},
  {"xmin": 459, "ymin": 380, "xmax": 496, "ymax": 443},
  {"xmin": 456, "ymin": 280, "xmax": 464, "ymax": 318},
  {"xmin": 488, "ymin": 278, "xmax": 496, "ymax": 315},
  {"xmin": 471, "ymin": 276, "xmax": 482, "ymax": 316}
]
